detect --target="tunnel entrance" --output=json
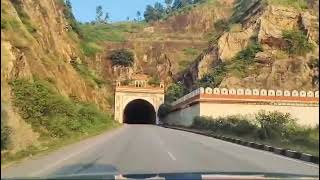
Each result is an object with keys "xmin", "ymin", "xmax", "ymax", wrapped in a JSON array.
[{"xmin": 123, "ymin": 99, "xmax": 156, "ymax": 124}]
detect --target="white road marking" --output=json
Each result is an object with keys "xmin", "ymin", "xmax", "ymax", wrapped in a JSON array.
[
  {"xmin": 167, "ymin": 151, "xmax": 176, "ymax": 161},
  {"xmin": 30, "ymin": 127, "xmax": 125, "ymax": 176}
]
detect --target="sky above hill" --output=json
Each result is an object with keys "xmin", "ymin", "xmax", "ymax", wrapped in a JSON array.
[{"xmin": 69, "ymin": 0, "xmax": 161, "ymax": 22}]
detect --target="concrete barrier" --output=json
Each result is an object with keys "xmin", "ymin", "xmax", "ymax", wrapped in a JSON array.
[
  {"xmin": 285, "ymin": 150, "xmax": 300, "ymax": 159},
  {"xmin": 274, "ymin": 148, "xmax": 285, "ymax": 155},
  {"xmin": 264, "ymin": 145, "xmax": 273, "ymax": 152},
  {"xmin": 301, "ymin": 153, "xmax": 313, "ymax": 162}
]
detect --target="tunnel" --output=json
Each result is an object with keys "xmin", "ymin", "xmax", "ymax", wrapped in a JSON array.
[{"xmin": 123, "ymin": 99, "xmax": 156, "ymax": 124}]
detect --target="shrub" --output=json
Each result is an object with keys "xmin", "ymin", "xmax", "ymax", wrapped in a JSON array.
[
  {"xmin": 308, "ymin": 57, "xmax": 319, "ymax": 69},
  {"xmin": 1, "ymin": 106, "xmax": 11, "ymax": 150},
  {"xmin": 282, "ymin": 30, "xmax": 314, "ymax": 56},
  {"xmin": 165, "ymin": 82, "xmax": 187, "ymax": 103},
  {"xmin": 158, "ymin": 103, "xmax": 172, "ymax": 119},
  {"xmin": 1, "ymin": 19, "xmax": 8, "ymax": 29},
  {"xmin": 110, "ymin": 49, "xmax": 134, "ymax": 67},
  {"xmin": 148, "ymin": 75, "xmax": 160, "ymax": 87},
  {"xmin": 226, "ymin": 42, "xmax": 262, "ymax": 77},
  {"xmin": 183, "ymin": 48, "xmax": 199, "ymax": 57},
  {"xmin": 214, "ymin": 19, "xmax": 230, "ymax": 32},
  {"xmin": 255, "ymin": 110, "xmax": 296, "ymax": 139},
  {"xmin": 234, "ymin": 42, "xmax": 263, "ymax": 63},
  {"xmin": 197, "ymin": 63, "xmax": 227, "ymax": 88}
]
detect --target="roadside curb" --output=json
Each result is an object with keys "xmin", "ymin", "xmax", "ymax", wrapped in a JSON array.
[{"xmin": 160, "ymin": 125, "xmax": 319, "ymax": 165}]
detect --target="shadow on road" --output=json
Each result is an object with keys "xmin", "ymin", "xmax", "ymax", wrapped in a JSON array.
[{"xmin": 48, "ymin": 163, "xmax": 119, "ymax": 178}]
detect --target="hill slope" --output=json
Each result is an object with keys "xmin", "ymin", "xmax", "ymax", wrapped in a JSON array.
[{"xmin": 1, "ymin": 0, "xmax": 116, "ymax": 154}]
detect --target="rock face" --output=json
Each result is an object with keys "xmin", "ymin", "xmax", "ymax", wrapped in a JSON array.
[
  {"xmin": 179, "ymin": 1, "xmax": 319, "ymax": 91},
  {"xmin": 218, "ymin": 28, "xmax": 255, "ymax": 61},
  {"xmin": 151, "ymin": 0, "xmax": 234, "ymax": 34},
  {"xmin": 1, "ymin": 0, "xmax": 112, "ymax": 152}
]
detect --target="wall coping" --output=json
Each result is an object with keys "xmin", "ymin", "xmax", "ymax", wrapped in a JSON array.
[{"xmin": 171, "ymin": 87, "xmax": 319, "ymax": 108}]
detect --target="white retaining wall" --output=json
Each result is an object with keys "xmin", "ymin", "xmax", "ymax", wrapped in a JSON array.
[{"xmin": 165, "ymin": 87, "xmax": 319, "ymax": 127}]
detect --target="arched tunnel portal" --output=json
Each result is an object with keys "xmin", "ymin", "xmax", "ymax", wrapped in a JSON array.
[{"xmin": 123, "ymin": 99, "xmax": 156, "ymax": 124}]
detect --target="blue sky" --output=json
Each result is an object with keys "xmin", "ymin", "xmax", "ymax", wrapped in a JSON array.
[{"xmin": 69, "ymin": 0, "xmax": 162, "ymax": 22}]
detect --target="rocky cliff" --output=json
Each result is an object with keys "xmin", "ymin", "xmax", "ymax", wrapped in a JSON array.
[
  {"xmin": 103, "ymin": 0, "xmax": 235, "ymax": 85},
  {"xmin": 178, "ymin": 0, "xmax": 319, "ymax": 91}
]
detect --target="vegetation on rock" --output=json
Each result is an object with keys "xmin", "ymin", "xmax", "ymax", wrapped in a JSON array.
[
  {"xmin": 110, "ymin": 49, "xmax": 134, "ymax": 67},
  {"xmin": 282, "ymin": 30, "xmax": 314, "ymax": 56},
  {"xmin": 197, "ymin": 63, "xmax": 227, "ymax": 88}
]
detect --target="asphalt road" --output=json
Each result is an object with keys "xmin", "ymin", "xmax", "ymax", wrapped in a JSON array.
[{"xmin": 2, "ymin": 124, "xmax": 319, "ymax": 178}]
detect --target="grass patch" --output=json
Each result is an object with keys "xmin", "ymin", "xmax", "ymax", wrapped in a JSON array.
[
  {"xmin": 79, "ymin": 22, "xmax": 145, "ymax": 56},
  {"xmin": 80, "ymin": 42, "xmax": 103, "ymax": 57},
  {"xmin": 183, "ymin": 48, "xmax": 200, "ymax": 57},
  {"xmin": 179, "ymin": 59, "xmax": 194, "ymax": 71},
  {"xmin": 71, "ymin": 61, "xmax": 106, "ymax": 88},
  {"xmin": 9, "ymin": 0, "xmax": 37, "ymax": 34},
  {"xmin": 267, "ymin": 0, "xmax": 308, "ymax": 10}
]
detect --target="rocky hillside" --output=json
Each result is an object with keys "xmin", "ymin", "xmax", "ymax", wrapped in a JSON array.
[
  {"xmin": 1, "ymin": 0, "xmax": 114, "ymax": 153},
  {"xmin": 178, "ymin": 0, "xmax": 319, "ymax": 91},
  {"xmin": 87, "ymin": 0, "xmax": 235, "ymax": 85}
]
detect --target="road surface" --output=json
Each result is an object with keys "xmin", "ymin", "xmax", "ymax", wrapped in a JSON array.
[{"xmin": 2, "ymin": 124, "xmax": 319, "ymax": 178}]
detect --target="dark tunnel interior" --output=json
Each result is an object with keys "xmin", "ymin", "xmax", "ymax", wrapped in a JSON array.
[{"xmin": 123, "ymin": 99, "xmax": 156, "ymax": 124}]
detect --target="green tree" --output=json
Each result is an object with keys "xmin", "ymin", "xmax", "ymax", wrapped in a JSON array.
[
  {"xmin": 172, "ymin": 0, "xmax": 192, "ymax": 9},
  {"xmin": 136, "ymin": 11, "xmax": 141, "ymax": 21},
  {"xmin": 172, "ymin": 0, "xmax": 182, "ymax": 9},
  {"xmin": 165, "ymin": 82, "xmax": 186, "ymax": 103},
  {"xmin": 104, "ymin": 12, "xmax": 109, "ymax": 23},
  {"xmin": 110, "ymin": 49, "xmax": 134, "ymax": 67},
  {"xmin": 154, "ymin": 2, "xmax": 165, "ymax": 14},
  {"xmin": 165, "ymin": 0, "xmax": 173, "ymax": 12},
  {"xmin": 96, "ymin": 5, "xmax": 103, "ymax": 23},
  {"xmin": 66, "ymin": 0, "xmax": 72, "ymax": 9},
  {"xmin": 165, "ymin": 0, "xmax": 173, "ymax": 7},
  {"xmin": 144, "ymin": 5, "xmax": 156, "ymax": 22}
]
